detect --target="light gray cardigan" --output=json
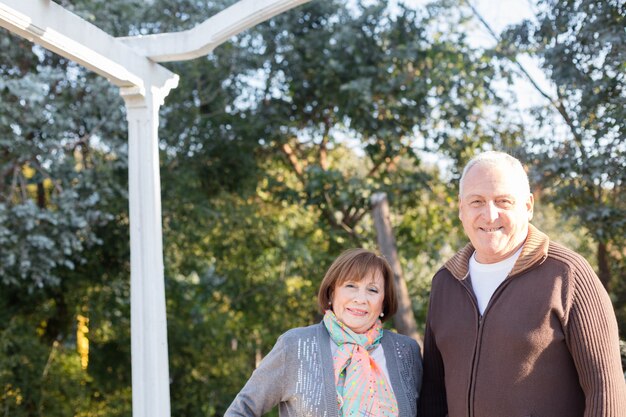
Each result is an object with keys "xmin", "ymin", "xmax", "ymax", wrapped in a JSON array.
[{"xmin": 225, "ymin": 322, "xmax": 422, "ymax": 417}]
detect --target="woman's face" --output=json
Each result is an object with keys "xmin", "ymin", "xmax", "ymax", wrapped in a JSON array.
[{"xmin": 331, "ymin": 269, "xmax": 385, "ymax": 334}]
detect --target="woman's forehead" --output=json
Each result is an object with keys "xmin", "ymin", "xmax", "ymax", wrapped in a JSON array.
[{"xmin": 336, "ymin": 267, "xmax": 384, "ymax": 284}]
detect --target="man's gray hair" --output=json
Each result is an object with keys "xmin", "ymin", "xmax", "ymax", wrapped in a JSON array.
[{"xmin": 459, "ymin": 151, "xmax": 530, "ymax": 196}]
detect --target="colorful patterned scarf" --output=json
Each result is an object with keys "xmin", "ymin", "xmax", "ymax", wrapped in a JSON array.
[{"xmin": 323, "ymin": 310, "xmax": 398, "ymax": 417}]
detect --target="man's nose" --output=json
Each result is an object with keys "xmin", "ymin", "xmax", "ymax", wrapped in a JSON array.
[{"xmin": 484, "ymin": 201, "xmax": 499, "ymax": 222}]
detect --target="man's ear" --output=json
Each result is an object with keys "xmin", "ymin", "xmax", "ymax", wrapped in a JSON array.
[{"xmin": 527, "ymin": 193, "xmax": 535, "ymax": 221}]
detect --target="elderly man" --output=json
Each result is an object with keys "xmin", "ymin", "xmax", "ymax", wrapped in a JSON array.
[{"xmin": 419, "ymin": 151, "xmax": 626, "ymax": 416}]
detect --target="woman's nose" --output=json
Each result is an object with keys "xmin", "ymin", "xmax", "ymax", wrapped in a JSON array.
[{"xmin": 353, "ymin": 288, "xmax": 366, "ymax": 302}]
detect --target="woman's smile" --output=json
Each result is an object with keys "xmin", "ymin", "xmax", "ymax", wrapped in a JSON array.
[{"xmin": 331, "ymin": 270, "xmax": 385, "ymax": 334}]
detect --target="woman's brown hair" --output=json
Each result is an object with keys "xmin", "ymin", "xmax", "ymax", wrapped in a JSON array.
[{"xmin": 317, "ymin": 248, "xmax": 397, "ymax": 322}]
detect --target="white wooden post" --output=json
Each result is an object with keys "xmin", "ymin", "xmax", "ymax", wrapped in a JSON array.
[{"xmin": 121, "ymin": 83, "xmax": 175, "ymax": 417}]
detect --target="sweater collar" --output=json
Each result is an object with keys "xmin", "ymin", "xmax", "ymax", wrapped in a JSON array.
[{"xmin": 443, "ymin": 224, "xmax": 550, "ymax": 280}]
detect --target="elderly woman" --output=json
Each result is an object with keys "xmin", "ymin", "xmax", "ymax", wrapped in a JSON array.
[{"xmin": 225, "ymin": 248, "xmax": 422, "ymax": 417}]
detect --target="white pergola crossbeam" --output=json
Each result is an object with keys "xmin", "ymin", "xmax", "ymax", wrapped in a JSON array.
[
  {"xmin": 0, "ymin": 0, "xmax": 176, "ymax": 90},
  {"xmin": 118, "ymin": 0, "xmax": 311, "ymax": 62}
]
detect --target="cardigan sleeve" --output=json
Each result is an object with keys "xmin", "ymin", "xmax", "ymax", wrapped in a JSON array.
[
  {"xmin": 411, "ymin": 338, "xmax": 423, "ymax": 398},
  {"xmin": 224, "ymin": 334, "xmax": 287, "ymax": 417},
  {"xmin": 408, "ymin": 336, "xmax": 423, "ymax": 417},
  {"xmin": 566, "ymin": 260, "xmax": 626, "ymax": 417}
]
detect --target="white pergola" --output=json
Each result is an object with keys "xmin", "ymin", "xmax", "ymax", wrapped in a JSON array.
[{"xmin": 0, "ymin": 0, "xmax": 310, "ymax": 415}]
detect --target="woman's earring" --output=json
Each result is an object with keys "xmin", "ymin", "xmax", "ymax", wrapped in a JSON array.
[
  {"xmin": 380, "ymin": 312, "xmax": 384, "ymax": 318},
  {"xmin": 328, "ymin": 301, "xmax": 332, "ymax": 306}
]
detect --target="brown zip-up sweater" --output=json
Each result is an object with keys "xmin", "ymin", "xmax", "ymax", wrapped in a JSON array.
[{"xmin": 419, "ymin": 225, "xmax": 626, "ymax": 417}]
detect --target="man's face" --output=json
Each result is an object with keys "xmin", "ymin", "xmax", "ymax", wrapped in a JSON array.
[{"xmin": 459, "ymin": 162, "xmax": 534, "ymax": 264}]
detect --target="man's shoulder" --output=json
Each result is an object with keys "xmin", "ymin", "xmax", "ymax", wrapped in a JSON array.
[
  {"xmin": 438, "ymin": 243, "xmax": 474, "ymax": 280},
  {"xmin": 546, "ymin": 240, "xmax": 594, "ymax": 273},
  {"xmin": 432, "ymin": 263, "xmax": 461, "ymax": 284}
]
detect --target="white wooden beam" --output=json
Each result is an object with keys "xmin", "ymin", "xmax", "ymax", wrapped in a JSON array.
[
  {"xmin": 0, "ymin": 0, "xmax": 177, "ymax": 91},
  {"xmin": 118, "ymin": 0, "xmax": 312, "ymax": 62}
]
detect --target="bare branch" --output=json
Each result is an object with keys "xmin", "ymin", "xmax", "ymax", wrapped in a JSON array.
[
  {"xmin": 464, "ymin": 0, "xmax": 586, "ymax": 153},
  {"xmin": 281, "ymin": 141, "xmax": 304, "ymax": 179}
]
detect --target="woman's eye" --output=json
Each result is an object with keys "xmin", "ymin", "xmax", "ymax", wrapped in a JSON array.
[{"xmin": 368, "ymin": 288, "xmax": 379, "ymax": 293}]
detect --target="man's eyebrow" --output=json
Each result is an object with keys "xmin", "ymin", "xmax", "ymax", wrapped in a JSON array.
[{"xmin": 463, "ymin": 194, "xmax": 517, "ymax": 199}]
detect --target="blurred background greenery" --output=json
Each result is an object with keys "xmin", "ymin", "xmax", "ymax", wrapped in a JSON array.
[{"xmin": 0, "ymin": 0, "xmax": 623, "ymax": 415}]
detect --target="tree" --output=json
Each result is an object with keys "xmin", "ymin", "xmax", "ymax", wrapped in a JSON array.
[
  {"xmin": 152, "ymin": 0, "xmax": 512, "ymax": 412},
  {"xmin": 499, "ymin": 0, "xmax": 625, "ymax": 291},
  {"xmin": 0, "ymin": 0, "xmax": 141, "ymax": 413},
  {"xmin": 6, "ymin": 0, "xmax": 587, "ymax": 414},
  {"xmin": 236, "ymin": 0, "xmax": 505, "ymax": 245}
]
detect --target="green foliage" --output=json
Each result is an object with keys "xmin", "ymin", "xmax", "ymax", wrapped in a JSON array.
[
  {"xmin": 2, "ymin": 0, "xmax": 623, "ymax": 415},
  {"xmin": 231, "ymin": 0, "xmax": 502, "ymax": 246},
  {"xmin": 156, "ymin": 2, "xmax": 508, "ymax": 411},
  {"xmin": 0, "ymin": 39, "xmax": 124, "ymax": 289},
  {"xmin": 499, "ymin": 0, "xmax": 624, "ymax": 294},
  {"xmin": 164, "ymin": 194, "xmax": 328, "ymax": 415},
  {"xmin": 1, "ymin": 0, "xmax": 136, "ymax": 413}
]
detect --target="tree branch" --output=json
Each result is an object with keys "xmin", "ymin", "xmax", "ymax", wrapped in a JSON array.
[
  {"xmin": 320, "ymin": 117, "xmax": 332, "ymax": 171},
  {"xmin": 369, "ymin": 153, "xmax": 402, "ymax": 177},
  {"xmin": 281, "ymin": 141, "xmax": 304, "ymax": 179},
  {"xmin": 464, "ymin": 0, "xmax": 587, "ymax": 155}
]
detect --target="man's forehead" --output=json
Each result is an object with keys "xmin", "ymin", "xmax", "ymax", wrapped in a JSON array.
[
  {"xmin": 461, "ymin": 163, "xmax": 528, "ymax": 192},
  {"xmin": 463, "ymin": 192, "xmax": 519, "ymax": 199}
]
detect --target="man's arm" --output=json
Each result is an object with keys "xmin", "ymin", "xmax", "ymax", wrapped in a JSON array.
[
  {"xmin": 418, "ymin": 313, "xmax": 448, "ymax": 417},
  {"xmin": 567, "ymin": 262, "xmax": 626, "ymax": 417}
]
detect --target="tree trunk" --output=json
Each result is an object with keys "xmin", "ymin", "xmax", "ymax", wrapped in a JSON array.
[
  {"xmin": 597, "ymin": 240, "xmax": 611, "ymax": 290},
  {"xmin": 371, "ymin": 192, "xmax": 422, "ymax": 345}
]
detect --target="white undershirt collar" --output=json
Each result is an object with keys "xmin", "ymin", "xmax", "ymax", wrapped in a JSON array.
[{"xmin": 469, "ymin": 245, "xmax": 523, "ymax": 315}]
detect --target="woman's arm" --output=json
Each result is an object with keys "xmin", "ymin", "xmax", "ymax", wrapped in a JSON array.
[{"xmin": 224, "ymin": 334, "xmax": 287, "ymax": 417}]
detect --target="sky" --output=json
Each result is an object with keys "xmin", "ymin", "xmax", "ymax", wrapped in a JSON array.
[
  {"xmin": 419, "ymin": 0, "xmax": 556, "ymax": 130},
  {"xmin": 400, "ymin": 0, "xmax": 536, "ymax": 43},
  {"xmin": 346, "ymin": 0, "xmax": 554, "ymax": 113},
  {"xmin": 451, "ymin": 0, "xmax": 537, "ymax": 45},
  {"xmin": 385, "ymin": 0, "xmax": 556, "ymax": 169},
  {"xmin": 453, "ymin": 0, "xmax": 554, "ymax": 110}
]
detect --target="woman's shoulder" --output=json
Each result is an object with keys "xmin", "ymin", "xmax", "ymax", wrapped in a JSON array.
[
  {"xmin": 382, "ymin": 328, "xmax": 417, "ymax": 342},
  {"xmin": 279, "ymin": 321, "xmax": 324, "ymax": 343},
  {"xmin": 382, "ymin": 329, "xmax": 421, "ymax": 354}
]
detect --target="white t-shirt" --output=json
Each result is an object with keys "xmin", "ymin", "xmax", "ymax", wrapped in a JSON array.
[{"xmin": 469, "ymin": 246, "xmax": 523, "ymax": 315}]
